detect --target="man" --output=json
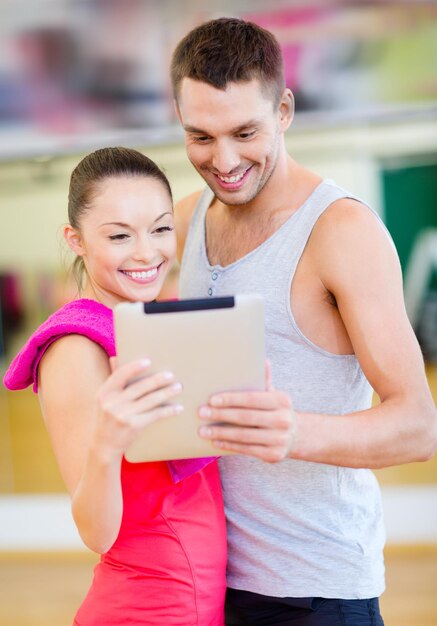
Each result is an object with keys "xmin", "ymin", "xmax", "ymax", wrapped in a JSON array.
[{"xmin": 170, "ymin": 17, "xmax": 437, "ymax": 625}]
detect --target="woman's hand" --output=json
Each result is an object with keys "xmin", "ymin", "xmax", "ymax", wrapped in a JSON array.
[{"xmin": 93, "ymin": 358, "xmax": 183, "ymax": 462}]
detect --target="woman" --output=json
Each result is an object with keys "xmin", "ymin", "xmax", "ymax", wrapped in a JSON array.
[{"xmin": 4, "ymin": 147, "xmax": 226, "ymax": 625}]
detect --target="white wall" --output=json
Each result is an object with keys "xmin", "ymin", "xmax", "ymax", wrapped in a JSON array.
[
  {"xmin": 1, "ymin": 116, "xmax": 436, "ymax": 271},
  {"xmin": 1, "ymin": 486, "xmax": 436, "ymax": 550}
]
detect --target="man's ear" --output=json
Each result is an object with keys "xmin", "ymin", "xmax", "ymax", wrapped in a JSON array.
[
  {"xmin": 278, "ymin": 88, "xmax": 294, "ymax": 131},
  {"xmin": 64, "ymin": 224, "xmax": 85, "ymax": 256}
]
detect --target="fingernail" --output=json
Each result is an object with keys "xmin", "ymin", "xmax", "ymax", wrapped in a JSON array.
[
  {"xmin": 173, "ymin": 404, "xmax": 184, "ymax": 414},
  {"xmin": 172, "ymin": 383, "xmax": 183, "ymax": 392},
  {"xmin": 140, "ymin": 359, "xmax": 151, "ymax": 367},
  {"xmin": 210, "ymin": 396, "xmax": 223, "ymax": 406},
  {"xmin": 199, "ymin": 426, "xmax": 212, "ymax": 437},
  {"xmin": 199, "ymin": 406, "xmax": 212, "ymax": 418},
  {"xmin": 162, "ymin": 371, "xmax": 174, "ymax": 380}
]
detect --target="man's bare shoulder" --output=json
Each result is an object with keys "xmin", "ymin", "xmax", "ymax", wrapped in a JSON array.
[
  {"xmin": 175, "ymin": 189, "xmax": 204, "ymax": 261},
  {"xmin": 175, "ymin": 189, "xmax": 203, "ymax": 221},
  {"xmin": 311, "ymin": 197, "xmax": 392, "ymax": 252},
  {"xmin": 318, "ymin": 196, "xmax": 376, "ymax": 225},
  {"xmin": 309, "ymin": 197, "xmax": 400, "ymax": 290}
]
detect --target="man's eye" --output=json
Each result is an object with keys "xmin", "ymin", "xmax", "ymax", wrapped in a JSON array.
[
  {"xmin": 193, "ymin": 135, "xmax": 211, "ymax": 143},
  {"xmin": 239, "ymin": 131, "xmax": 256, "ymax": 139}
]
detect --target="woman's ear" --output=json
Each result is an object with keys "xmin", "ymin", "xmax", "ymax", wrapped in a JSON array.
[
  {"xmin": 278, "ymin": 88, "xmax": 294, "ymax": 131},
  {"xmin": 64, "ymin": 224, "xmax": 85, "ymax": 256}
]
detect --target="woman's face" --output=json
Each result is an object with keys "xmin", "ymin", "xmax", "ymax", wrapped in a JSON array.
[{"xmin": 66, "ymin": 175, "xmax": 176, "ymax": 308}]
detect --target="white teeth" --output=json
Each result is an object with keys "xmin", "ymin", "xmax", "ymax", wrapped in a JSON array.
[
  {"xmin": 218, "ymin": 171, "xmax": 245, "ymax": 183},
  {"xmin": 123, "ymin": 268, "xmax": 157, "ymax": 280}
]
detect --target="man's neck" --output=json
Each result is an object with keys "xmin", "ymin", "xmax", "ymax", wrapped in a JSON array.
[{"xmin": 204, "ymin": 157, "xmax": 323, "ymax": 267}]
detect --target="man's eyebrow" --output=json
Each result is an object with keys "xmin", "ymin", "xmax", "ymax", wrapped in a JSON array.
[
  {"xmin": 183, "ymin": 124, "xmax": 205, "ymax": 133},
  {"xmin": 183, "ymin": 120, "xmax": 260, "ymax": 134}
]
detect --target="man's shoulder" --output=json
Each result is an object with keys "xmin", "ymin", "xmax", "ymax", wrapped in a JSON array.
[
  {"xmin": 175, "ymin": 189, "xmax": 204, "ymax": 222},
  {"xmin": 314, "ymin": 196, "xmax": 384, "ymax": 244},
  {"xmin": 310, "ymin": 196, "xmax": 398, "ymax": 287},
  {"xmin": 175, "ymin": 188, "xmax": 205, "ymax": 261}
]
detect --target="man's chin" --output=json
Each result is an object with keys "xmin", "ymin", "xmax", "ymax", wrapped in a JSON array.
[{"xmin": 207, "ymin": 184, "xmax": 256, "ymax": 207}]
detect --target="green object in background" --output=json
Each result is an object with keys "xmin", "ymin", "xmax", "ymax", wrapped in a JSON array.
[
  {"xmin": 382, "ymin": 159, "xmax": 437, "ymax": 360},
  {"xmin": 382, "ymin": 160, "xmax": 437, "ymax": 284}
]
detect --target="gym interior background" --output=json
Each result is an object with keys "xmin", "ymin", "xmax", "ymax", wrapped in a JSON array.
[{"xmin": 0, "ymin": 1, "xmax": 436, "ymax": 625}]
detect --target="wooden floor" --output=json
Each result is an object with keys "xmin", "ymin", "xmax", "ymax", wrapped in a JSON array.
[
  {"xmin": 0, "ymin": 547, "xmax": 436, "ymax": 626},
  {"xmin": 380, "ymin": 547, "xmax": 437, "ymax": 626}
]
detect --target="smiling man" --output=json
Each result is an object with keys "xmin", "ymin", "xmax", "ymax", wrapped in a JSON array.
[{"xmin": 170, "ymin": 17, "xmax": 437, "ymax": 626}]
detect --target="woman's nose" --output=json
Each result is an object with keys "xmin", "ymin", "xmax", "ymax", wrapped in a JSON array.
[{"xmin": 132, "ymin": 236, "xmax": 154, "ymax": 262}]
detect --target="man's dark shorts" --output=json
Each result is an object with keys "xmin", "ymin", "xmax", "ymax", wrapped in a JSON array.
[{"xmin": 225, "ymin": 588, "xmax": 385, "ymax": 626}]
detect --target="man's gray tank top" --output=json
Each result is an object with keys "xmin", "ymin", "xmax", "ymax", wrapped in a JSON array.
[{"xmin": 179, "ymin": 179, "xmax": 386, "ymax": 599}]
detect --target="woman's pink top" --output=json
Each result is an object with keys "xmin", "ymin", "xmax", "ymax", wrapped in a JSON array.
[{"xmin": 4, "ymin": 299, "xmax": 227, "ymax": 625}]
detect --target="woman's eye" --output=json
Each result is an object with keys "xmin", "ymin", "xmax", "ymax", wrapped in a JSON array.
[
  {"xmin": 154, "ymin": 226, "xmax": 174, "ymax": 234},
  {"xmin": 109, "ymin": 234, "xmax": 129, "ymax": 241}
]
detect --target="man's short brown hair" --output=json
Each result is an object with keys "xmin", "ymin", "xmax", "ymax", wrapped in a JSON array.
[{"xmin": 171, "ymin": 17, "xmax": 285, "ymax": 106}]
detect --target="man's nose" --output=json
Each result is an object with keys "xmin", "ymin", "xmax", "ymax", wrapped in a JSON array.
[{"xmin": 212, "ymin": 141, "xmax": 240, "ymax": 175}]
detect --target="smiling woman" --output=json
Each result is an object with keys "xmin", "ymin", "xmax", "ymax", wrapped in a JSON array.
[
  {"xmin": 3, "ymin": 147, "xmax": 227, "ymax": 625},
  {"xmin": 64, "ymin": 175, "xmax": 176, "ymax": 307},
  {"xmin": 64, "ymin": 147, "xmax": 176, "ymax": 306}
]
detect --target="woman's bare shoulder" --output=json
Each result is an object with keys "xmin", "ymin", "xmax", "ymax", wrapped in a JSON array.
[{"xmin": 38, "ymin": 333, "xmax": 110, "ymax": 393}]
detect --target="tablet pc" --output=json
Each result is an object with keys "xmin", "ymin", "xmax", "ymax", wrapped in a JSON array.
[{"xmin": 113, "ymin": 294, "xmax": 265, "ymax": 462}]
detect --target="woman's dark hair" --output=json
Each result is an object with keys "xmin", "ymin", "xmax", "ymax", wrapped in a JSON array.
[
  {"xmin": 171, "ymin": 17, "xmax": 285, "ymax": 106},
  {"xmin": 67, "ymin": 146, "xmax": 172, "ymax": 287}
]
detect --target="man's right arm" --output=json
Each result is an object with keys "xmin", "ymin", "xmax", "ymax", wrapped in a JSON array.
[{"xmin": 174, "ymin": 190, "xmax": 203, "ymax": 263}]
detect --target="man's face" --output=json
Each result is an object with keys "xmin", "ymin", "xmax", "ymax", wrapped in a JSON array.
[{"xmin": 176, "ymin": 78, "xmax": 289, "ymax": 206}]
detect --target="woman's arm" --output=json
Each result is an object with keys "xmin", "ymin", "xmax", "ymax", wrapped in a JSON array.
[{"xmin": 38, "ymin": 334, "xmax": 182, "ymax": 553}]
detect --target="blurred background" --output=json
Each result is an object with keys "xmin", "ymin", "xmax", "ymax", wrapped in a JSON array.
[{"xmin": 0, "ymin": 0, "xmax": 436, "ymax": 624}]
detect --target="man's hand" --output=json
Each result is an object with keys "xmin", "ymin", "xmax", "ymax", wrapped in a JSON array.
[{"xmin": 198, "ymin": 389, "xmax": 296, "ymax": 463}]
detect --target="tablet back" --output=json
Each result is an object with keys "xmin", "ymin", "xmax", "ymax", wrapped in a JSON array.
[{"xmin": 114, "ymin": 294, "xmax": 265, "ymax": 462}]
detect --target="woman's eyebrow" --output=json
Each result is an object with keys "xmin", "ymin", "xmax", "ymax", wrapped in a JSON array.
[
  {"xmin": 154, "ymin": 211, "xmax": 173, "ymax": 223},
  {"xmin": 99, "ymin": 212, "xmax": 172, "ymax": 229},
  {"xmin": 99, "ymin": 221, "xmax": 131, "ymax": 228}
]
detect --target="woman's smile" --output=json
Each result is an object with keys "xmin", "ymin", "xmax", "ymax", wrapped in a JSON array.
[{"xmin": 119, "ymin": 262, "xmax": 164, "ymax": 284}]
